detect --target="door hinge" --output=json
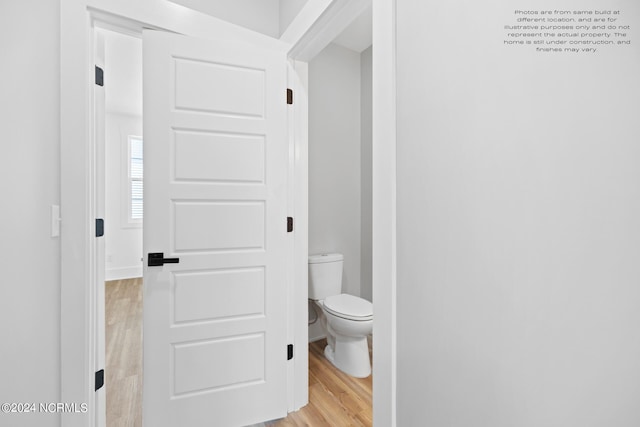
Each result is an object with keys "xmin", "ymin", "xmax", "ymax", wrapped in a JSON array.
[
  {"xmin": 287, "ymin": 217, "xmax": 294, "ymax": 233},
  {"xmin": 96, "ymin": 218, "xmax": 104, "ymax": 237},
  {"xmin": 95, "ymin": 369, "xmax": 104, "ymax": 391},
  {"xmin": 287, "ymin": 344, "xmax": 294, "ymax": 360},
  {"xmin": 287, "ymin": 88, "xmax": 293, "ymax": 105},
  {"xmin": 95, "ymin": 66, "xmax": 104, "ymax": 86}
]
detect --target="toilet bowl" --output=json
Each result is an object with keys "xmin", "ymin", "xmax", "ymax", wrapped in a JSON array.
[
  {"xmin": 320, "ymin": 294, "xmax": 373, "ymax": 377},
  {"xmin": 309, "ymin": 254, "xmax": 373, "ymax": 378}
]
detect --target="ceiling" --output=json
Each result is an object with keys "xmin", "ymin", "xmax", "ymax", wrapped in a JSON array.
[
  {"xmin": 167, "ymin": 0, "xmax": 372, "ymax": 53},
  {"xmin": 98, "ymin": 3, "xmax": 372, "ymax": 116},
  {"xmin": 168, "ymin": 0, "xmax": 281, "ymax": 38},
  {"xmin": 332, "ymin": 5, "xmax": 372, "ymax": 53}
]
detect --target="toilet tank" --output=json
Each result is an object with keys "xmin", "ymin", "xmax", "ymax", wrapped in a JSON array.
[{"xmin": 308, "ymin": 253, "xmax": 344, "ymax": 300}]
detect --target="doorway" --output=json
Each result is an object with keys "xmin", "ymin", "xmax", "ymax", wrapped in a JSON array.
[
  {"xmin": 269, "ymin": 4, "xmax": 375, "ymax": 424},
  {"xmin": 310, "ymin": 13, "xmax": 373, "ymax": 426},
  {"xmin": 95, "ymin": 23, "xmax": 296, "ymax": 427},
  {"xmin": 98, "ymin": 20, "xmax": 373, "ymax": 426},
  {"xmin": 98, "ymin": 27, "xmax": 144, "ymax": 427}
]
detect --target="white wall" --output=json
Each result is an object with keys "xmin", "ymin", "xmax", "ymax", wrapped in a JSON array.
[
  {"xmin": 360, "ymin": 45, "xmax": 372, "ymax": 303},
  {"xmin": 0, "ymin": 1, "xmax": 61, "ymax": 426},
  {"xmin": 395, "ymin": 1, "xmax": 640, "ymax": 426},
  {"xmin": 371, "ymin": 0, "xmax": 397, "ymax": 424},
  {"xmin": 103, "ymin": 29, "xmax": 142, "ymax": 117},
  {"xmin": 168, "ymin": 0, "xmax": 280, "ymax": 38},
  {"xmin": 308, "ymin": 43, "xmax": 362, "ymax": 339},
  {"xmin": 105, "ymin": 113, "xmax": 143, "ymax": 280}
]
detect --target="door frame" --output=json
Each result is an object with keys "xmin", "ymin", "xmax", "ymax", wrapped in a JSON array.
[{"xmin": 60, "ymin": 1, "xmax": 396, "ymax": 426}]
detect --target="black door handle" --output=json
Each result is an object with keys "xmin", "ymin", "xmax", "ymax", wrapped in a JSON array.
[{"xmin": 148, "ymin": 252, "xmax": 180, "ymax": 267}]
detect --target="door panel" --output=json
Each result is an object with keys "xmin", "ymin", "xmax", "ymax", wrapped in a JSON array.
[
  {"xmin": 143, "ymin": 30, "xmax": 288, "ymax": 427},
  {"xmin": 173, "ymin": 268, "xmax": 265, "ymax": 323},
  {"xmin": 173, "ymin": 334, "xmax": 265, "ymax": 395},
  {"xmin": 174, "ymin": 58, "xmax": 265, "ymax": 117},
  {"xmin": 173, "ymin": 201, "xmax": 265, "ymax": 251},
  {"xmin": 173, "ymin": 130, "xmax": 265, "ymax": 183}
]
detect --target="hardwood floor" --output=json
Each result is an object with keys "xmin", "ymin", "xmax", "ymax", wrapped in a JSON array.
[
  {"xmin": 105, "ymin": 278, "xmax": 143, "ymax": 427},
  {"xmin": 105, "ymin": 278, "xmax": 372, "ymax": 427},
  {"xmin": 266, "ymin": 339, "xmax": 373, "ymax": 427}
]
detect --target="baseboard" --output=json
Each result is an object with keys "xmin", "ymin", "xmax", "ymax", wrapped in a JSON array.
[
  {"xmin": 106, "ymin": 265, "xmax": 142, "ymax": 281},
  {"xmin": 309, "ymin": 333, "xmax": 326, "ymax": 343}
]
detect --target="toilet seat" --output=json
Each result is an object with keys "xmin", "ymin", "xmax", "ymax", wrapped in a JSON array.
[{"xmin": 323, "ymin": 294, "xmax": 373, "ymax": 321}]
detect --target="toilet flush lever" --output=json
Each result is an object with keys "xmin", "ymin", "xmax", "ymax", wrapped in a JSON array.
[{"xmin": 148, "ymin": 252, "xmax": 180, "ymax": 267}]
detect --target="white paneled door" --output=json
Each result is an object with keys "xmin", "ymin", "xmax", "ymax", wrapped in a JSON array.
[{"xmin": 142, "ymin": 30, "xmax": 289, "ymax": 427}]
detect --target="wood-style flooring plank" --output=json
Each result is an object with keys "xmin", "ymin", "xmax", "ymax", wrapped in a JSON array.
[
  {"xmin": 105, "ymin": 278, "xmax": 143, "ymax": 427},
  {"xmin": 266, "ymin": 339, "xmax": 372, "ymax": 427},
  {"xmin": 105, "ymin": 278, "xmax": 371, "ymax": 427}
]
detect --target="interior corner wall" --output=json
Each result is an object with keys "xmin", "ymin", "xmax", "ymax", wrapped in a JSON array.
[
  {"xmin": 360, "ymin": 45, "xmax": 373, "ymax": 303},
  {"xmin": 308, "ymin": 43, "xmax": 362, "ymax": 339},
  {"xmin": 0, "ymin": 1, "xmax": 61, "ymax": 426},
  {"xmin": 395, "ymin": 1, "xmax": 640, "ymax": 426},
  {"xmin": 105, "ymin": 113, "xmax": 143, "ymax": 281}
]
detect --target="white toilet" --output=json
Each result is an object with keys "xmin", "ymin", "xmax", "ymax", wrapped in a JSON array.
[{"xmin": 309, "ymin": 253, "xmax": 373, "ymax": 378}]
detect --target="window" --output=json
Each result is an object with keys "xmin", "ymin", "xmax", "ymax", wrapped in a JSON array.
[{"xmin": 129, "ymin": 136, "xmax": 143, "ymax": 221}]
